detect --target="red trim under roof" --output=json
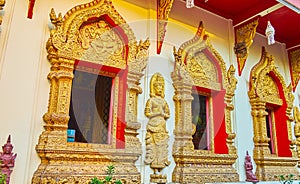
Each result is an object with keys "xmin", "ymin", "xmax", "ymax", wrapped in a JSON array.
[{"xmin": 194, "ymin": 0, "xmax": 278, "ymax": 25}]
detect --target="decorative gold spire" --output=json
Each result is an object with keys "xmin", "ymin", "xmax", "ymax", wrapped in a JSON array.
[
  {"xmin": 49, "ymin": 8, "xmax": 63, "ymax": 27},
  {"xmin": 234, "ymin": 17, "xmax": 259, "ymax": 76},
  {"xmin": 157, "ymin": 0, "xmax": 174, "ymax": 54}
]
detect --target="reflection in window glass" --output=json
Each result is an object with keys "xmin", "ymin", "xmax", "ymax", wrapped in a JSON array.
[
  {"xmin": 192, "ymin": 93, "xmax": 209, "ymax": 150},
  {"xmin": 68, "ymin": 70, "xmax": 113, "ymax": 144}
]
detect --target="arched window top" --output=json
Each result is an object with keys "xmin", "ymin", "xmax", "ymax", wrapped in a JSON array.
[
  {"xmin": 249, "ymin": 47, "xmax": 294, "ymax": 107},
  {"xmin": 174, "ymin": 22, "xmax": 230, "ymax": 91},
  {"xmin": 48, "ymin": 0, "xmax": 138, "ymax": 69}
]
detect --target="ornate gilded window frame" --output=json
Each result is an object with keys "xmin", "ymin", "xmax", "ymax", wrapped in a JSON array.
[
  {"xmin": 171, "ymin": 21, "xmax": 239, "ymax": 183},
  {"xmin": 32, "ymin": 0, "xmax": 150, "ymax": 183},
  {"xmin": 248, "ymin": 47, "xmax": 298, "ymax": 181}
]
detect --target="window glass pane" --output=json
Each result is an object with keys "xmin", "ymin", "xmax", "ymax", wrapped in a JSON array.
[
  {"xmin": 68, "ymin": 70, "xmax": 113, "ymax": 144},
  {"xmin": 266, "ymin": 108, "xmax": 275, "ymax": 154},
  {"xmin": 192, "ymin": 93, "xmax": 208, "ymax": 150}
]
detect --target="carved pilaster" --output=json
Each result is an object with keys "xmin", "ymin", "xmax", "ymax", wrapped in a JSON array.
[
  {"xmin": 171, "ymin": 61, "xmax": 194, "ymax": 153},
  {"xmin": 125, "ymin": 39, "xmax": 150, "ymax": 151},
  {"xmin": 225, "ymin": 65, "xmax": 237, "ymax": 154},
  {"xmin": 285, "ymin": 84, "xmax": 295, "ymax": 157},
  {"xmin": 234, "ymin": 17, "xmax": 259, "ymax": 76},
  {"xmin": 250, "ymin": 100, "xmax": 270, "ymax": 157}
]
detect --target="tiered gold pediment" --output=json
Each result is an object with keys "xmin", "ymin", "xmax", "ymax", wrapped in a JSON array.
[
  {"xmin": 175, "ymin": 22, "xmax": 226, "ymax": 91},
  {"xmin": 186, "ymin": 53, "xmax": 220, "ymax": 90},
  {"xmin": 257, "ymin": 74, "xmax": 282, "ymax": 105},
  {"xmin": 79, "ymin": 20, "xmax": 126, "ymax": 68},
  {"xmin": 49, "ymin": 0, "xmax": 136, "ymax": 69},
  {"xmin": 249, "ymin": 47, "xmax": 289, "ymax": 106}
]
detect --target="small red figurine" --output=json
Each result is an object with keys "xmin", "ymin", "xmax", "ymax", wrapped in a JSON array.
[
  {"xmin": 0, "ymin": 135, "xmax": 17, "ymax": 184},
  {"xmin": 245, "ymin": 151, "xmax": 258, "ymax": 182}
]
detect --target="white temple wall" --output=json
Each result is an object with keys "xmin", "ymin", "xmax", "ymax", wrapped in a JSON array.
[
  {"xmin": 0, "ymin": 0, "xmax": 296, "ymax": 183},
  {"xmin": 0, "ymin": 0, "xmax": 49, "ymax": 183}
]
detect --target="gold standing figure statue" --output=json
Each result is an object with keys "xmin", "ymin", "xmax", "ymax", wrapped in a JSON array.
[{"xmin": 145, "ymin": 73, "xmax": 170, "ymax": 183}]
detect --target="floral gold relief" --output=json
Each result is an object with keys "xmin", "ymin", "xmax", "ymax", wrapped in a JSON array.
[
  {"xmin": 32, "ymin": 0, "xmax": 150, "ymax": 183},
  {"xmin": 79, "ymin": 20, "xmax": 126, "ymax": 68},
  {"xmin": 171, "ymin": 21, "xmax": 238, "ymax": 184},
  {"xmin": 248, "ymin": 47, "xmax": 298, "ymax": 180}
]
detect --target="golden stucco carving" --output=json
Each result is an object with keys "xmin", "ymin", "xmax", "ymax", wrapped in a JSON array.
[
  {"xmin": 125, "ymin": 39, "xmax": 150, "ymax": 151},
  {"xmin": 33, "ymin": 0, "xmax": 150, "ymax": 183},
  {"xmin": 144, "ymin": 73, "xmax": 170, "ymax": 183},
  {"xmin": 234, "ymin": 18, "xmax": 259, "ymax": 76},
  {"xmin": 248, "ymin": 47, "xmax": 298, "ymax": 180},
  {"xmin": 79, "ymin": 20, "xmax": 126, "ymax": 68},
  {"xmin": 293, "ymin": 106, "xmax": 300, "ymax": 164},
  {"xmin": 157, "ymin": 0, "xmax": 174, "ymax": 54},
  {"xmin": 256, "ymin": 74, "xmax": 283, "ymax": 105},
  {"xmin": 171, "ymin": 21, "xmax": 238, "ymax": 184},
  {"xmin": 47, "ymin": 0, "xmax": 136, "ymax": 69},
  {"xmin": 0, "ymin": 0, "xmax": 5, "ymax": 25},
  {"xmin": 288, "ymin": 48, "xmax": 300, "ymax": 91}
]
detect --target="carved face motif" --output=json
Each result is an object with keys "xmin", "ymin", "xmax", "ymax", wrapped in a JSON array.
[
  {"xmin": 155, "ymin": 83, "xmax": 163, "ymax": 96},
  {"xmin": 150, "ymin": 73, "xmax": 165, "ymax": 98},
  {"xmin": 3, "ymin": 145, "xmax": 12, "ymax": 154},
  {"xmin": 245, "ymin": 156, "xmax": 251, "ymax": 162}
]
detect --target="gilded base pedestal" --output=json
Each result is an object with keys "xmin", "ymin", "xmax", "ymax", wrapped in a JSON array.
[
  {"xmin": 172, "ymin": 151, "xmax": 239, "ymax": 184},
  {"xmin": 255, "ymin": 156, "xmax": 299, "ymax": 181},
  {"xmin": 150, "ymin": 174, "xmax": 167, "ymax": 184},
  {"xmin": 32, "ymin": 146, "xmax": 141, "ymax": 184}
]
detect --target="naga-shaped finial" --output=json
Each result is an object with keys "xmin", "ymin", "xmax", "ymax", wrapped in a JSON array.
[
  {"xmin": 136, "ymin": 38, "xmax": 150, "ymax": 53},
  {"xmin": 49, "ymin": 8, "xmax": 62, "ymax": 27}
]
